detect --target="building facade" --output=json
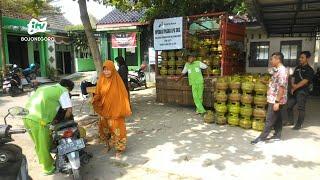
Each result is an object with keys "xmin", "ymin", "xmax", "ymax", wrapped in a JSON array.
[
  {"xmin": 0, "ymin": 13, "xmax": 73, "ymax": 77},
  {"xmin": 245, "ymin": 26, "xmax": 318, "ymax": 74}
]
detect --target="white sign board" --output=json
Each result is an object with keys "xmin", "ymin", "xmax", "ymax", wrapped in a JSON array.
[
  {"xmin": 153, "ymin": 17, "xmax": 183, "ymax": 50},
  {"xmin": 148, "ymin": 48, "xmax": 156, "ymax": 65}
]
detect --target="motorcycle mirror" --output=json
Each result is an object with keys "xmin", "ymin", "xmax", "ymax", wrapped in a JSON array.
[{"xmin": 8, "ymin": 107, "xmax": 29, "ymax": 117}]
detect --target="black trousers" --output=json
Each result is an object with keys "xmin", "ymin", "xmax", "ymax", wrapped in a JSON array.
[
  {"xmin": 287, "ymin": 90, "xmax": 308, "ymax": 127},
  {"xmin": 259, "ymin": 103, "xmax": 283, "ymax": 139}
]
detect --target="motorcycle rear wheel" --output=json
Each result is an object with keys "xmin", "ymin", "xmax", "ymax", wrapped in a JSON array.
[{"xmin": 72, "ymin": 168, "xmax": 81, "ymax": 180}]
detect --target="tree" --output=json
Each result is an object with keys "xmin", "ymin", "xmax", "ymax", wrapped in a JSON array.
[
  {"xmin": 74, "ymin": 0, "xmax": 246, "ymax": 74},
  {"xmin": 65, "ymin": 14, "xmax": 98, "ymax": 59},
  {"xmin": 77, "ymin": 0, "xmax": 102, "ymax": 74},
  {"xmin": 102, "ymin": 0, "xmax": 247, "ymax": 21}
]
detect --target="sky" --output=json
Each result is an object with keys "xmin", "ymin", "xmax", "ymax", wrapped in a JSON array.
[{"xmin": 50, "ymin": 0, "xmax": 113, "ymax": 25}]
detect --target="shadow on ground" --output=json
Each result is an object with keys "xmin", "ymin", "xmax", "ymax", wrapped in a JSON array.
[
  {"xmin": 68, "ymin": 88, "xmax": 281, "ymax": 179},
  {"xmin": 2, "ymin": 87, "xmax": 320, "ymax": 179}
]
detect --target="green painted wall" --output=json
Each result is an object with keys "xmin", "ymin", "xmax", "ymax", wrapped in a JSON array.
[
  {"xmin": 3, "ymin": 16, "xmax": 28, "ymax": 28},
  {"xmin": 111, "ymin": 48, "xmax": 118, "ymax": 61},
  {"xmin": 3, "ymin": 31, "xmax": 9, "ymax": 64},
  {"xmin": 137, "ymin": 33, "xmax": 141, "ymax": 68},
  {"xmin": 121, "ymin": 48, "xmax": 125, "ymax": 57},
  {"xmin": 100, "ymin": 34, "xmax": 108, "ymax": 60},
  {"xmin": 76, "ymin": 58, "xmax": 96, "ymax": 72},
  {"xmin": 27, "ymin": 41, "xmax": 34, "ymax": 64},
  {"xmin": 39, "ymin": 40, "xmax": 46, "ymax": 76}
]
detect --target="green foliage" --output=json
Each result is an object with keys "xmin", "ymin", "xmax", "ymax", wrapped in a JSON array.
[
  {"xmin": 1, "ymin": 0, "xmax": 60, "ymax": 17},
  {"xmin": 102, "ymin": 0, "xmax": 247, "ymax": 22},
  {"xmin": 68, "ymin": 31, "xmax": 89, "ymax": 52},
  {"xmin": 46, "ymin": 65, "xmax": 58, "ymax": 81},
  {"xmin": 65, "ymin": 25, "xmax": 85, "ymax": 31}
]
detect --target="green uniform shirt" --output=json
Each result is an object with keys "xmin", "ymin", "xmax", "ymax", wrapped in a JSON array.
[
  {"xmin": 185, "ymin": 61, "xmax": 205, "ymax": 86},
  {"xmin": 25, "ymin": 84, "xmax": 68, "ymax": 124}
]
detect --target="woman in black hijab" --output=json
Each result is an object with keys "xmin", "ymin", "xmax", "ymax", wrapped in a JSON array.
[{"xmin": 115, "ymin": 56, "xmax": 129, "ymax": 93}]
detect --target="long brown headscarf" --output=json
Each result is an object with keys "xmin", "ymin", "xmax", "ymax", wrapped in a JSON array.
[{"xmin": 92, "ymin": 60, "xmax": 131, "ymax": 118}]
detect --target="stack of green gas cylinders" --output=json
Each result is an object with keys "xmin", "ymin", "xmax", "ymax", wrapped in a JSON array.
[{"xmin": 212, "ymin": 74, "xmax": 270, "ymax": 131}]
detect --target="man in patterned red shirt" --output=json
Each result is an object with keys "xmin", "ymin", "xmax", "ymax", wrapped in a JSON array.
[{"xmin": 251, "ymin": 52, "xmax": 288, "ymax": 145}]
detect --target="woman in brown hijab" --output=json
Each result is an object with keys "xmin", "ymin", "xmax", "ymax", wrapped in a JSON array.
[{"xmin": 92, "ymin": 60, "xmax": 131, "ymax": 158}]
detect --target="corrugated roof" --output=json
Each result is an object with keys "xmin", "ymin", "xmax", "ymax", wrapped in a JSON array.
[
  {"xmin": 40, "ymin": 13, "xmax": 72, "ymax": 31},
  {"xmin": 245, "ymin": 0, "xmax": 320, "ymax": 36},
  {"xmin": 97, "ymin": 9, "xmax": 144, "ymax": 25}
]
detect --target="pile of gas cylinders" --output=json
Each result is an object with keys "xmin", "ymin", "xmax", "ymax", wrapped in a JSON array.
[{"xmin": 208, "ymin": 74, "xmax": 270, "ymax": 131}]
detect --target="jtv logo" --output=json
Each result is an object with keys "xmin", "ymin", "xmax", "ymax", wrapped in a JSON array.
[{"xmin": 27, "ymin": 18, "xmax": 47, "ymax": 35}]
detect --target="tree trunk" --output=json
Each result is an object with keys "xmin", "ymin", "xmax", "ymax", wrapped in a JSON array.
[
  {"xmin": 0, "ymin": 9, "xmax": 6, "ymax": 76},
  {"xmin": 78, "ymin": 0, "xmax": 102, "ymax": 74}
]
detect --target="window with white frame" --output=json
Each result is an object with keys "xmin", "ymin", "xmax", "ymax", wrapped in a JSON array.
[
  {"xmin": 280, "ymin": 40, "xmax": 302, "ymax": 67},
  {"xmin": 249, "ymin": 42, "xmax": 270, "ymax": 67}
]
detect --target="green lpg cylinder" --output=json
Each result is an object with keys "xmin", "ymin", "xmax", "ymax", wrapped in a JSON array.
[
  {"xmin": 216, "ymin": 113, "xmax": 227, "ymax": 125},
  {"xmin": 252, "ymin": 119, "xmax": 265, "ymax": 131},
  {"xmin": 240, "ymin": 104, "xmax": 253, "ymax": 117},
  {"xmin": 241, "ymin": 93, "xmax": 253, "ymax": 104},
  {"xmin": 204, "ymin": 110, "xmax": 215, "ymax": 124},
  {"xmin": 214, "ymin": 90, "xmax": 228, "ymax": 102},
  {"xmin": 214, "ymin": 102, "xmax": 228, "ymax": 113},
  {"xmin": 229, "ymin": 90, "xmax": 241, "ymax": 102},
  {"xmin": 239, "ymin": 117, "xmax": 252, "ymax": 129},
  {"xmin": 227, "ymin": 113, "xmax": 239, "ymax": 126},
  {"xmin": 228, "ymin": 102, "xmax": 240, "ymax": 114}
]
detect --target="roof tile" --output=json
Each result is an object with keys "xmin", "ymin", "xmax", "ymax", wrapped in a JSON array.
[{"xmin": 97, "ymin": 9, "xmax": 144, "ymax": 25}]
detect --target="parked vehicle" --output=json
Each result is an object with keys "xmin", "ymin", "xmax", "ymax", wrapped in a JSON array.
[
  {"xmin": 50, "ymin": 94, "xmax": 92, "ymax": 180},
  {"xmin": 2, "ymin": 64, "xmax": 24, "ymax": 96},
  {"xmin": 0, "ymin": 106, "xmax": 30, "ymax": 180},
  {"xmin": 22, "ymin": 64, "xmax": 39, "ymax": 90},
  {"xmin": 128, "ymin": 69, "xmax": 147, "ymax": 91}
]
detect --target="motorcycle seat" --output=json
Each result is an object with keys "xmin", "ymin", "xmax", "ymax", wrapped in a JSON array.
[{"xmin": 53, "ymin": 121, "xmax": 78, "ymax": 131}]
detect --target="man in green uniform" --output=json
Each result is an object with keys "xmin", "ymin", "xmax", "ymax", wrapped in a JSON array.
[
  {"xmin": 175, "ymin": 51, "xmax": 209, "ymax": 115},
  {"xmin": 23, "ymin": 79, "xmax": 74, "ymax": 175}
]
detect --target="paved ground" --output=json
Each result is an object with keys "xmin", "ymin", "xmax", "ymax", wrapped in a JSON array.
[{"xmin": 0, "ymin": 87, "xmax": 320, "ymax": 180}]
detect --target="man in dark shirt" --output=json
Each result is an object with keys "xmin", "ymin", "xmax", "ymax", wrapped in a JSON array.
[{"xmin": 287, "ymin": 51, "xmax": 315, "ymax": 130}]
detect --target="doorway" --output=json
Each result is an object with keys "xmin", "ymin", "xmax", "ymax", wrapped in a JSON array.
[
  {"xmin": 64, "ymin": 52, "xmax": 72, "ymax": 74},
  {"xmin": 56, "ymin": 51, "xmax": 72, "ymax": 74},
  {"xmin": 7, "ymin": 35, "xmax": 28, "ymax": 68}
]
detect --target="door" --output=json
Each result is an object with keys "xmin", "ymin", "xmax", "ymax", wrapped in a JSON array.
[
  {"xmin": 125, "ymin": 48, "xmax": 138, "ymax": 67},
  {"xmin": 64, "ymin": 52, "xmax": 72, "ymax": 74},
  {"xmin": 56, "ymin": 52, "xmax": 63, "ymax": 75},
  {"xmin": 8, "ymin": 35, "xmax": 28, "ymax": 68}
]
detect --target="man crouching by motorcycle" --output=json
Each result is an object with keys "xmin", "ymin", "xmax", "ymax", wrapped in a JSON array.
[{"xmin": 23, "ymin": 79, "xmax": 74, "ymax": 175}]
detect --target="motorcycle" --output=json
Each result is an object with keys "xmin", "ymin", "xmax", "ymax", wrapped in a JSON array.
[
  {"xmin": 22, "ymin": 64, "xmax": 39, "ymax": 90},
  {"xmin": 128, "ymin": 69, "xmax": 147, "ymax": 91},
  {"xmin": 2, "ymin": 64, "xmax": 24, "ymax": 97},
  {"xmin": 0, "ymin": 106, "xmax": 30, "ymax": 180},
  {"xmin": 50, "ymin": 94, "xmax": 92, "ymax": 180}
]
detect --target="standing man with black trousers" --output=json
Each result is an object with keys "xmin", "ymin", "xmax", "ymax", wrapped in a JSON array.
[
  {"xmin": 287, "ymin": 51, "xmax": 315, "ymax": 130},
  {"xmin": 251, "ymin": 52, "xmax": 288, "ymax": 144}
]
